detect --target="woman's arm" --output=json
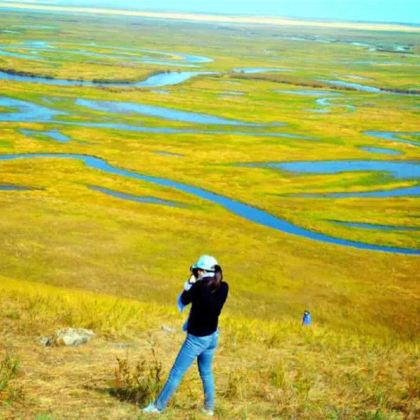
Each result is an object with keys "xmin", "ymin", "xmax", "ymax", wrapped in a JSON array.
[
  {"xmin": 180, "ymin": 282, "xmax": 199, "ymax": 306},
  {"xmin": 176, "ymin": 273, "xmax": 197, "ymax": 312}
]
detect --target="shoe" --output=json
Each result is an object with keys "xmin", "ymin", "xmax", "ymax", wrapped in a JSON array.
[
  {"xmin": 201, "ymin": 408, "xmax": 214, "ymax": 416},
  {"xmin": 142, "ymin": 403, "xmax": 161, "ymax": 414}
]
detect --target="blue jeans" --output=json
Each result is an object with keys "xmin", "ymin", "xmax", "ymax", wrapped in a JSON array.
[{"xmin": 155, "ymin": 330, "xmax": 219, "ymax": 411}]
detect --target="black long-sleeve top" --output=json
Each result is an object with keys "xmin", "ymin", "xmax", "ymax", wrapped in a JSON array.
[{"xmin": 180, "ymin": 279, "xmax": 229, "ymax": 337}]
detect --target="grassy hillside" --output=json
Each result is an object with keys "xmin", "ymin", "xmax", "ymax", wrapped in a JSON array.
[{"xmin": 1, "ymin": 276, "xmax": 418, "ymax": 418}]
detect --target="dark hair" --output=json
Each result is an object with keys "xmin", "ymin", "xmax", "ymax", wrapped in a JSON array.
[
  {"xmin": 207, "ymin": 264, "xmax": 223, "ymax": 292},
  {"xmin": 191, "ymin": 267, "xmax": 200, "ymax": 279}
]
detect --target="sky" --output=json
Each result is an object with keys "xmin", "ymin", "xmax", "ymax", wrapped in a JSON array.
[{"xmin": 5, "ymin": 1, "xmax": 420, "ymax": 24}]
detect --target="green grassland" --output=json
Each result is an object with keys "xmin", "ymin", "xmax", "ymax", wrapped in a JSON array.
[{"xmin": 0, "ymin": 10, "xmax": 419, "ymax": 419}]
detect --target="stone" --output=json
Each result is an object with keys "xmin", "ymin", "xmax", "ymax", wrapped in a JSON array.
[
  {"xmin": 161, "ymin": 325, "xmax": 177, "ymax": 334},
  {"xmin": 38, "ymin": 328, "xmax": 95, "ymax": 347},
  {"xmin": 55, "ymin": 328, "xmax": 95, "ymax": 346}
]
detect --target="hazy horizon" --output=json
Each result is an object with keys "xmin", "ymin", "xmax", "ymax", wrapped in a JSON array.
[{"xmin": 2, "ymin": 0, "xmax": 420, "ymax": 25}]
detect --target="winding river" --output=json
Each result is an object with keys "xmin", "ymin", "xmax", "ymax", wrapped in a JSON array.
[
  {"xmin": 0, "ymin": 42, "xmax": 213, "ymax": 67},
  {"xmin": 20, "ymin": 128, "xmax": 70, "ymax": 143},
  {"xmin": 0, "ymin": 70, "xmax": 215, "ymax": 88},
  {"xmin": 275, "ymin": 89, "xmax": 355, "ymax": 113},
  {"xmin": 324, "ymin": 80, "xmax": 419, "ymax": 95},
  {"xmin": 240, "ymin": 160, "xmax": 420, "ymax": 180},
  {"xmin": 233, "ymin": 67, "xmax": 289, "ymax": 74},
  {"xmin": 76, "ymin": 98, "xmax": 258, "ymax": 126},
  {"xmin": 323, "ymin": 80, "xmax": 383, "ymax": 93},
  {"xmin": 364, "ymin": 131, "xmax": 420, "ymax": 147},
  {"xmin": 0, "ymin": 153, "xmax": 418, "ymax": 255},
  {"xmin": 240, "ymin": 160, "xmax": 420, "ymax": 200},
  {"xmin": 1, "ymin": 96, "xmax": 309, "ymax": 139},
  {"xmin": 0, "ymin": 96, "xmax": 62, "ymax": 122},
  {"xmin": 0, "ymin": 185, "xmax": 31, "ymax": 191},
  {"xmin": 359, "ymin": 146, "xmax": 402, "ymax": 156}
]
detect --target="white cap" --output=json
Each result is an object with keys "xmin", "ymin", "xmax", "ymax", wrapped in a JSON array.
[{"xmin": 191, "ymin": 255, "xmax": 218, "ymax": 272}]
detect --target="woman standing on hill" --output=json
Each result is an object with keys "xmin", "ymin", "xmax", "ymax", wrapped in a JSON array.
[{"xmin": 143, "ymin": 255, "xmax": 229, "ymax": 417}]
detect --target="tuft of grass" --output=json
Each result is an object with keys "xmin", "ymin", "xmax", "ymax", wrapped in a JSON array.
[
  {"xmin": 0, "ymin": 354, "xmax": 23, "ymax": 405},
  {"xmin": 110, "ymin": 337, "xmax": 163, "ymax": 406},
  {"xmin": 221, "ymin": 368, "xmax": 247, "ymax": 401},
  {"xmin": 270, "ymin": 360, "xmax": 287, "ymax": 389}
]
